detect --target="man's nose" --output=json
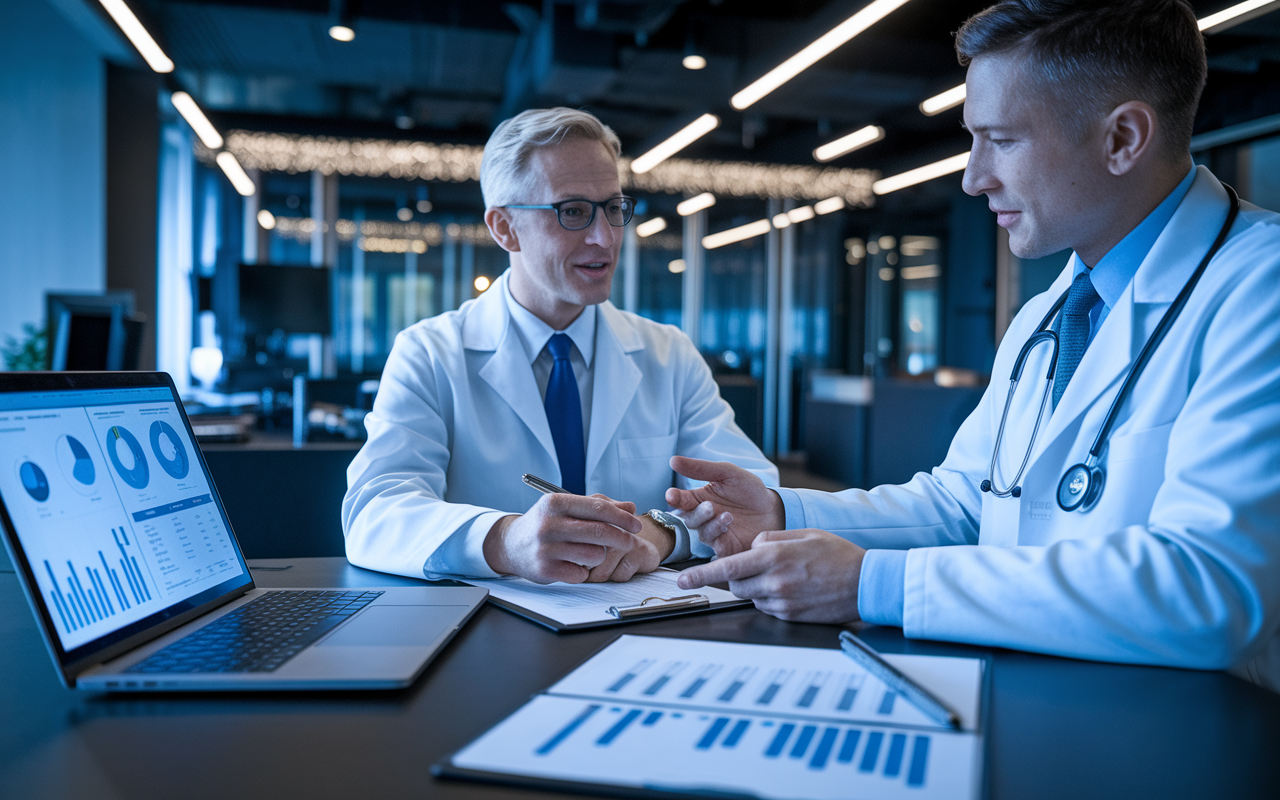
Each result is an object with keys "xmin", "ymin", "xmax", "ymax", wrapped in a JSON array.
[
  {"xmin": 583, "ymin": 209, "xmax": 617, "ymax": 247},
  {"xmin": 961, "ymin": 148, "xmax": 992, "ymax": 198}
]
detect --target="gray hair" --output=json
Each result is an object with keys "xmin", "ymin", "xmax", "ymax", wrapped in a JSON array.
[{"xmin": 480, "ymin": 107, "xmax": 622, "ymax": 208}]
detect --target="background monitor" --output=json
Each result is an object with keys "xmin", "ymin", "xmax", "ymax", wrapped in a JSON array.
[
  {"xmin": 238, "ymin": 264, "xmax": 332, "ymax": 335},
  {"xmin": 45, "ymin": 292, "xmax": 144, "ymax": 371}
]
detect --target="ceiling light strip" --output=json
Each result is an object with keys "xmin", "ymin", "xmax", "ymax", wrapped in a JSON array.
[
  {"xmin": 1198, "ymin": 0, "xmax": 1280, "ymax": 32},
  {"xmin": 97, "ymin": 0, "xmax": 174, "ymax": 73},
  {"xmin": 731, "ymin": 0, "xmax": 914, "ymax": 110},
  {"xmin": 215, "ymin": 152, "xmax": 256, "ymax": 197},
  {"xmin": 872, "ymin": 152, "xmax": 970, "ymax": 195},
  {"xmin": 677, "ymin": 193, "xmax": 717, "ymax": 216},
  {"xmin": 171, "ymin": 92, "xmax": 224, "ymax": 150},
  {"xmin": 636, "ymin": 218, "xmax": 668, "ymax": 237},
  {"xmin": 702, "ymin": 219, "xmax": 773, "ymax": 249},
  {"xmin": 813, "ymin": 125, "xmax": 885, "ymax": 162},
  {"xmin": 632, "ymin": 114, "xmax": 722, "ymax": 174},
  {"xmin": 919, "ymin": 84, "xmax": 966, "ymax": 116}
]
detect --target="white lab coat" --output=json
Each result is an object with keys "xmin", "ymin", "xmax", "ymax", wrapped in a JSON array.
[
  {"xmin": 783, "ymin": 167, "xmax": 1280, "ymax": 690},
  {"xmin": 343, "ymin": 271, "xmax": 778, "ymax": 580}
]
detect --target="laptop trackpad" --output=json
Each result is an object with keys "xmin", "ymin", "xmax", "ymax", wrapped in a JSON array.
[{"xmin": 317, "ymin": 605, "xmax": 466, "ymax": 647}]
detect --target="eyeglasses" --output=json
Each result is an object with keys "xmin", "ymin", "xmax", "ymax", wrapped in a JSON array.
[{"xmin": 503, "ymin": 196, "xmax": 636, "ymax": 231}]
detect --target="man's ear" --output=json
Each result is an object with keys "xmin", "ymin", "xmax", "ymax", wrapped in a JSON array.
[
  {"xmin": 484, "ymin": 207, "xmax": 521, "ymax": 253},
  {"xmin": 1102, "ymin": 101, "xmax": 1158, "ymax": 177}
]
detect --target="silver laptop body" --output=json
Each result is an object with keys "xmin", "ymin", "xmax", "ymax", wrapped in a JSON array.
[{"xmin": 0, "ymin": 372, "xmax": 487, "ymax": 691}]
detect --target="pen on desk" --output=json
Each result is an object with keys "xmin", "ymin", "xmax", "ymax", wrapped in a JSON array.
[
  {"xmin": 838, "ymin": 630, "xmax": 961, "ymax": 731},
  {"xmin": 522, "ymin": 473, "xmax": 572, "ymax": 495}
]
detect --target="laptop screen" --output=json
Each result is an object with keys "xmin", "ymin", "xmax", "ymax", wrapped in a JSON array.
[{"xmin": 0, "ymin": 382, "xmax": 249, "ymax": 660}]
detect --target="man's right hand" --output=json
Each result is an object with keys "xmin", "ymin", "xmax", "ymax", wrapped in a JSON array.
[
  {"xmin": 482, "ymin": 493, "xmax": 643, "ymax": 584},
  {"xmin": 665, "ymin": 456, "xmax": 785, "ymax": 558}
]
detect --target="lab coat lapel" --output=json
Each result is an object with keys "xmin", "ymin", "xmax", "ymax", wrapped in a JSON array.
[
  {"xmin": 468, "ymin": 274, "xmax": 559, "ymax": 461},
  {"xmin": 584, "ymin": 302, "xmax": 643, "ymax": 482}
]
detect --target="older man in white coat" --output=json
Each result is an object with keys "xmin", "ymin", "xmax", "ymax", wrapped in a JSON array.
[
  {"xmin": 343, "ymin": 107, "xmax": 776, "ymax": 585},
  {"xmin": 669, "ymin": 0, "xmax": 1280, "ymax": 691}
]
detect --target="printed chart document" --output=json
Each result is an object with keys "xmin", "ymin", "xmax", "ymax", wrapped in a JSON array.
[
  {"xmin": 436, "ymin": 634, "xmax": 986, "ymax": 800},
  {"xmin": 462, "ymin": 569, "xmax": 749, "ymax": 630}
]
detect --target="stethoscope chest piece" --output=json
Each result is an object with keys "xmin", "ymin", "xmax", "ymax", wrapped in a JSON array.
[{"xmin": 1057, "ymin": 462, "xmax": 1104, "ymax": 512}]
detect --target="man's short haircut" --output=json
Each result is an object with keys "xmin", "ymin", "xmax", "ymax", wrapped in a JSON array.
[
  {"xmin": 480, "ymin": 107, "xmax": 622, "ymax": 208},
  {"xmin": 955, "ymin": 0, "xmax": 1206, "ymax": 157}
]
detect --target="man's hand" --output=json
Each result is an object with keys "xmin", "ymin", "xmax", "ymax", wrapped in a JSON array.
[
  {"xmin": 483, "ymin": 493, "xmax": 643, "ymax": 584},
  {"xmin": 588, "ymin": 514, "xmax": 673, "ymax": 582},
  {"xmin": 665, "ymin": 456, "xmax": 785, "ymax": 558},
  {"xmin": 676, "ymin": 529, "xmax": 866, "ymax": 623}
]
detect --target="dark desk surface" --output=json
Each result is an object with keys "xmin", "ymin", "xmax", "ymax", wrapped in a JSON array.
[{"xmin": 2, "ymin": 558, "xmax": 1277, "ymax": 799}]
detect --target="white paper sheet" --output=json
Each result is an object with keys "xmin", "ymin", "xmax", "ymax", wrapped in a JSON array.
[
  {"xmin": 449, "ymin": 635, "xmax": 985, "ymax": 800},
  {"xmin": 464, "ymin": 569, "xmax": 744, "ymax": 627}
]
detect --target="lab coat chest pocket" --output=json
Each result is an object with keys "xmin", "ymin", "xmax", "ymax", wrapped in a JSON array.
[
  {"xmin": 1097, "ymin": 421, "xmax": 1174, "ymax": 523},
  {"xmin": 617, "ymin": 432, "xmax": 679, "ymax": 510}
]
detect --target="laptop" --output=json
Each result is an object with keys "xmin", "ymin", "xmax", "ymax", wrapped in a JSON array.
[{"xmin": 0, "ymin": 371, "xmax": 488, "ymax": 691}]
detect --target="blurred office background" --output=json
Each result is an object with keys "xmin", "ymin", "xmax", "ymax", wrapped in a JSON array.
[{"xmin": 3, "ymin": 0, "xmax": 1280, "ymax": 554}]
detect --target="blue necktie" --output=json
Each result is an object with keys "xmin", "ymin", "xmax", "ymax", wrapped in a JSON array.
[
  {"xmin": 544, "ymin": 333, "xmax": 585, "ymax": 495},
  {"xmin": 1052, "ymin": 271, "xmax": 1101, "ymax": 409}
]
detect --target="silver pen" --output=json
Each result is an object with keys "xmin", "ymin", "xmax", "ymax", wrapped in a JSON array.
[
  {"xmin": 838, "ymin": 630, "xmax": 962, "ymax": 730},
  {"xmin": 522, "ymin": 473, "xmax": 572, "ymax": 495}
]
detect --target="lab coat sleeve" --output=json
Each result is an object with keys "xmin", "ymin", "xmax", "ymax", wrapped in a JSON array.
[
  {"xmin": 341, "ymin": 328, "xmax": 503, "ymax": 580},
  {"xmin": 669, "ymin": 332, "xmax": 780, "ymax": 558},
  {"xmin": 904, "ymin": 248, "xmax": 1280, "ymax": 670}
]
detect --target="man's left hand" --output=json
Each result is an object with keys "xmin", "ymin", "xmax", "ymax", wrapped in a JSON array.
[{"xmin": 676, "ymin": 529, "xmax": 867, "ymax": 623}]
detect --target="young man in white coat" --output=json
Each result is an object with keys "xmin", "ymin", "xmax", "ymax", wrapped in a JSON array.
[
  {"xmin": 343, "ymin": 107, "xmax": 777, "ymax": 585},
  {"xmin": 668, "ymin": 0, "xmax": 1280, "ymax": 691}
]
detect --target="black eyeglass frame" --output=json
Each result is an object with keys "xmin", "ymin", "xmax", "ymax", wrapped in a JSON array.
[{"xmin": 503, "ymin": 196, "xmax": 636, "ymax": 231}]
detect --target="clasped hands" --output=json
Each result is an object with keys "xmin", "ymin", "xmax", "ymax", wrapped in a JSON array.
[
  {"xmin": 482, "ymin": 491, "xmax": 724, "ymax": 585},
  {"xmin": 665, "ymin": 456, "xmax": 867, "ymax": 624}
]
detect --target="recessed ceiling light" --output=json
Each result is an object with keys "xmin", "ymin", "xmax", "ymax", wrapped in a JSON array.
[
  {"xmin": 682, "ymin": 54, "xmax": 707, "ymax": 70},
  {"xmin": 329, "ymin": 25, "xmax": 355, "ymax": 42}
]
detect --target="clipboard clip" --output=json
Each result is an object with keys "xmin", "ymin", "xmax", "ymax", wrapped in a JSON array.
[{"xmin": 608, "ymin": 594, "xmax": 710, "ymax": 619}]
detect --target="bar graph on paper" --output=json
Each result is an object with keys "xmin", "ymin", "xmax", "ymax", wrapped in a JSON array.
[
  {"xmin": 43, "ymin": 526, "xmax": 155, "ymax": 636},
  {"xmin": 448, "ymin": 635, "xmax": 985, "ymax": 800}
]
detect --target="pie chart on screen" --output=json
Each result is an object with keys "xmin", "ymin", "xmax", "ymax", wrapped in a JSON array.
[
  {"xmin": 149, "ymin": 420, "xmax": 190, "ymax": 480},
  {"xmin": 18, "ymin": 461, "xmax": 50, "ymax": 502},
  {"xmin": 55, "ymin": 434, "xmax": 98, "ymax": 495},
  {"xmin": 106, "ymin": 425, "xmax": 149, "ymax": 490}
]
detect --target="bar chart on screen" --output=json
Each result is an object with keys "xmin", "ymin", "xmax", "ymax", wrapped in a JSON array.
[
  {"xmin": 41, "ymin": 525, "xmax": 156, "ymax": 639},
  {"xmin": 443, "ymin": 635, "xmax": 986, "ymax": 800}
]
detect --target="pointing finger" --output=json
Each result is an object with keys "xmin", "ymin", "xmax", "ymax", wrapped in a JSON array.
[{"xmin": 676, "ymin": 550, "xmax": 771, "ymax": 590}]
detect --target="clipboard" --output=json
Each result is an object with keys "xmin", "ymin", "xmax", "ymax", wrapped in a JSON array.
[{"xmin": 460, "ymin": 568, "xmax": 750, "ymax": 631}]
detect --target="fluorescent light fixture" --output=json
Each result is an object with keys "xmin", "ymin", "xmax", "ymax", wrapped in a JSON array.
[
  {"xmin": 636, "ymin": 217, "xmax": 669, "ymax": 237},
  {"xmin": 1198, "ymin": 0, "xmax": 1280, "ymax": 32},
  {"xmin": 257, "ymin": 209, "xmax": 276, "ymax": 230},
  {"xmin": 702, "ymin": 219, "xmax": 772, "ymax": 249},
  {"xmin": 632, "ymin": 114, "xmax": 721, "ymax": 174},
  {"xmin": 920, "ymin": 84, "xmax": 967, "ymax": 116},
  {"xmin": 730, "ymin": 0, "xmax": 913, "ymax": 110},
  {"xmin": 170, "ymin": 92, "xmax": 223, "ymax": 149},
  {"xmin": 772, "ymin": 213, "xmax": 791, "ymax": 229},
  {"xmin": 677, "ymin": 192, "xmax": 717, "ymax": 216},
  {"xmin": 814, "ymin": 196, "xmax": 846, "ymax": 214},
  {"xmin": 872, "ymin": 151, "xmax": 971, "ymax": 195},
  {"xmin": 329, "ymin": 25, "xmax": 355, "ymax": 41},
  {"xmin": 668, "ymin": 259, "xmax": 688, "ymax": 273},
  {"xmin": 813, "ymin": 125, "xmax": 885, "ymax": 162},
  {"xmin": 216, "ymin": 151, "xmax": 256, "ymax": 197},
  {"xmin": 682, "ymin": 54, "xmax": 707, "ymax": 70},
  {"xmin": 98, "ymin": 0, "xmax": 174, "ymax": 73},
  {"xmin": 787, "ymin": 205, "xmax": 816, "ymax": 224},
  {"xmin": 901, "ymin": 264, "xmax": 941, "ymax": 281}
]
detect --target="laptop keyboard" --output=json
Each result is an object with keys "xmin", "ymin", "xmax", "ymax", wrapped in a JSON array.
[{"xmin": 125, "ymin": 590, "xmax": 384, "ymax": 674}]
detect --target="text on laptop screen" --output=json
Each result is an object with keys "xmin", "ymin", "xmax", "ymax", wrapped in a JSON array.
[{"xmin": 0, "ymin": 387, "xmax": 246, "ymax": 651}]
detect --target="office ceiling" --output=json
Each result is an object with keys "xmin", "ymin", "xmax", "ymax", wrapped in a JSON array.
[{"xmin": 97, "ymin": 1, "xmax": 1280, "ymax": 174}]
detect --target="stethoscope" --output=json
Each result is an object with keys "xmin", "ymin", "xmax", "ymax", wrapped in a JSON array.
[{"xmin": 981, "ymin": 185, "xmax": 1240, "ymax": 512}]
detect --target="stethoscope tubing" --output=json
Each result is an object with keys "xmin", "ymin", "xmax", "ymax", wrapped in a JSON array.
[{"xmin": 985, "ymin": 184, "xmax": 1240, "ymax": 508}]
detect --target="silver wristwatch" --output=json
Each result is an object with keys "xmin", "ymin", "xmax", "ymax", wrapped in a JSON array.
[{"xmin": 645, "ymin": 509, "xmax": 691, "ymax": 563}]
